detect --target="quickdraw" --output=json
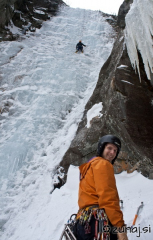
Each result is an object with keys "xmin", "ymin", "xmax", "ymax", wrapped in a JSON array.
[
  {"xmin": 77, "ymin": 206, "xmax": 110, "ymax": 240},
  {"xmin": 59, "ymin": 206, "xmax": 111, "ymax": 240},
  {"xmin": 59, "ymin": 214, "xmax": 77, "ymax": 240}
]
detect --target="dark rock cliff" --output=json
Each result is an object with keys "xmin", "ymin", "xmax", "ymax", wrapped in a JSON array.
[
  {"xmin": 0, "ymin": 0, "xmax": 65, "ymax": 41},
  {"xmin": 58, "ymin": 0, "xmax": 153, "ymax": 182},
  {"xmin": 117, "ymin": 0, "xmax": 133, "ymax": 28}
]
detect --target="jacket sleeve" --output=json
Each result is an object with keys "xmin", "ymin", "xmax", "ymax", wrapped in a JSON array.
[{"xmin": 92, "ymin": 160, "xmax": 124, "ymax": 227}]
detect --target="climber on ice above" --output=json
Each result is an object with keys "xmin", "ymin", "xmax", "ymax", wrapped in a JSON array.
[{"xmin": 75, "ymin": 40, "xmax": 86, "ymax": 53}]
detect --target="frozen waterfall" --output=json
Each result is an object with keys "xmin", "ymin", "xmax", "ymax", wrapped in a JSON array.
[{"xmin": 0, "ymin": 5, "xmax": 115, "ymax": 238}]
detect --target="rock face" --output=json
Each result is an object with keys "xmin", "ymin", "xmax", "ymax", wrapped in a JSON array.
[
  {"xmin": 59, "ymin": 1, "xmax": 153, "ymax": 181},
  {"xmin": 0, "ymin": 0, "xmax": 65, "ymax": 41},
  {"xmin": 117, "ymin": 0, "xmax": 133, "ymax": 28}
]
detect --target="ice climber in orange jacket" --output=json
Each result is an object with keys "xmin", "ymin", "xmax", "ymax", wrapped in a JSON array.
[{"xmin": 76, "ymin": 135, "xmax": 128, "ymax": 240}]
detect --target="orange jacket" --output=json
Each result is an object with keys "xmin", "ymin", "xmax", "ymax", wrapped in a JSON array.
[{"xmin": 78, "ymin": 157, "xmax": 124, "ymax": 227}]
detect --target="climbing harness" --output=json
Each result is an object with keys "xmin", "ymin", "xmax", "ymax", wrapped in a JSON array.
[
  {"xmin": 76, "ymin": 205, "xmax": 110, "ymax": 240},
  {"xmin": 61, "ymin": 201, "xmax": 144, "ymax": 239},
  {"xmin": 59, "ymin": 214, "xmax": 77, "ymax": 240},
  {"xmin": 131, "ymin": 202, "xmax": 144, "ymax": 228},
  {"xmin": 59, "ymin": 206, "xmax": 110, "ymax": 240}
]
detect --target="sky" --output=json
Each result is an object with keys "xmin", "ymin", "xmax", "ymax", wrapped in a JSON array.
[{"xmin": 64, "ymin": 0, "xmax": 124, "ymax": 14}]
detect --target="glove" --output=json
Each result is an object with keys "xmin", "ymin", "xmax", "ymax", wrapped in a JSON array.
[{"xmin": 117, "ymin": 232, "xmax": 128, "ymax": 240}]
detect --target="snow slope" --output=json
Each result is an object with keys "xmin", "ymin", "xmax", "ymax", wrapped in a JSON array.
[
  {"xmin": 3, "ymin": 164, "xmax": 152, "ymax": 240},
  {"xmin": 0, "ymin": 5, "xmax": 115, "ymax": 239},
  {"xmin": 55, "ymin": 166, "xmax": 153, "ymax": 240}
]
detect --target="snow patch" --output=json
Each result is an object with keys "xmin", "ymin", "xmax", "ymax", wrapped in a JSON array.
[
  {"xmin": 86, "ymin": 102, "xmax": 103, "ymax": 128},
  {"xmin": 121, "ymin": 80, "xmax": 134, "ymax": 85},
  {"xmin": 117, "ymin": 65, "xmax": 128, "ymax": 69},
  {"xmin": 8, "ymin": 20, "xmax": 21, "ymax": 35},
  {"xmin": 34, "ymin": 9, "xmax": 45, "ymax": 15}
]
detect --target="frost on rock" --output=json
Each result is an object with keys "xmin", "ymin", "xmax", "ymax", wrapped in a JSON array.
[
  {"xmin": 125, "ymin": 0, "xmax": 153, "ymax": 80},
  {"xmin": 86, "ymin": 102, "xmax": 103, "ymax": 128},
  {"xmin": 117, "ymin": 65, "xmax": 128, "ymax": 69}
]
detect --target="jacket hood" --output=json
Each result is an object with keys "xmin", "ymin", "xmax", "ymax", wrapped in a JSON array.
[{"xmin": 79, "ymin": 157, "xmax": 100, "ymax": 180}]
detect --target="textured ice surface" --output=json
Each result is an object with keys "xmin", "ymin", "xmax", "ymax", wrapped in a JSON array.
[
  {"xmin": 0, "ymin": 6, "xmax": 114, "ymax": 237},
  {"xmin": 0, "ymin": 7, "xmax": 114, "ymax": 181},
  {"xmin": 125, "ymin": 0, "xmax": 153, "ymax": 80}
]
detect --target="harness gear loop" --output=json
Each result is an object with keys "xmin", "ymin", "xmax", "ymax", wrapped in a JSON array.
[
  {"xmin": 77, "ymin": 205, "xmax": 110, "ymax": 240},
  {"xmin": 59, "ymin": 214, "xmax": 77, "ymax": 240}
]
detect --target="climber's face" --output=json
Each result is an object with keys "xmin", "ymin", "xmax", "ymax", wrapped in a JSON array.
[{"xmin": 102, "ymin": 143, "xmax": 117, "ymax": 163}]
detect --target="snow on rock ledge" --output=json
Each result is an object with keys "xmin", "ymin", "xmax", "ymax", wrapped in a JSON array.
[{"xmin": 86, "ymin": 102, "xmax": 103, "ymax": 128}]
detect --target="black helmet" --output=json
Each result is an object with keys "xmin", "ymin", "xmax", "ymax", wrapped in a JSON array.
[{"xmin": 96, "ymin": 135, "xmax": 121, "ymax": 164}]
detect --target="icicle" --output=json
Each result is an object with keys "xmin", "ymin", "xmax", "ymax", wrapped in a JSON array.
[{"xmin": 125, "ymin": 0, "xmax": 153, "ymax": 80}]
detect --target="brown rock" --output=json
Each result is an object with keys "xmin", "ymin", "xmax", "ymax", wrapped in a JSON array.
[{"xmin": 60, "ymin": 27, "xmax": 153, "ymax": 182}]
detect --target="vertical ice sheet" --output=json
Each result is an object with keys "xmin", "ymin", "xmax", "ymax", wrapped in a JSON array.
[
  {"xmin": 0, "ymin": 6, "xmax": 115, "ymax": 237},
  {"xmin": 125, "ymin": 0, "xmax": 153, "ymax": 80},
  {"xmin": 0, "ymin": 6, "xmax": 114, "ymax": 181}
]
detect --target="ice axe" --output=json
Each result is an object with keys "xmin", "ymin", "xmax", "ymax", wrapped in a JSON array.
[{"xmin": 131, "ymin": 202, "xmax": 144, "ymax": 228}]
